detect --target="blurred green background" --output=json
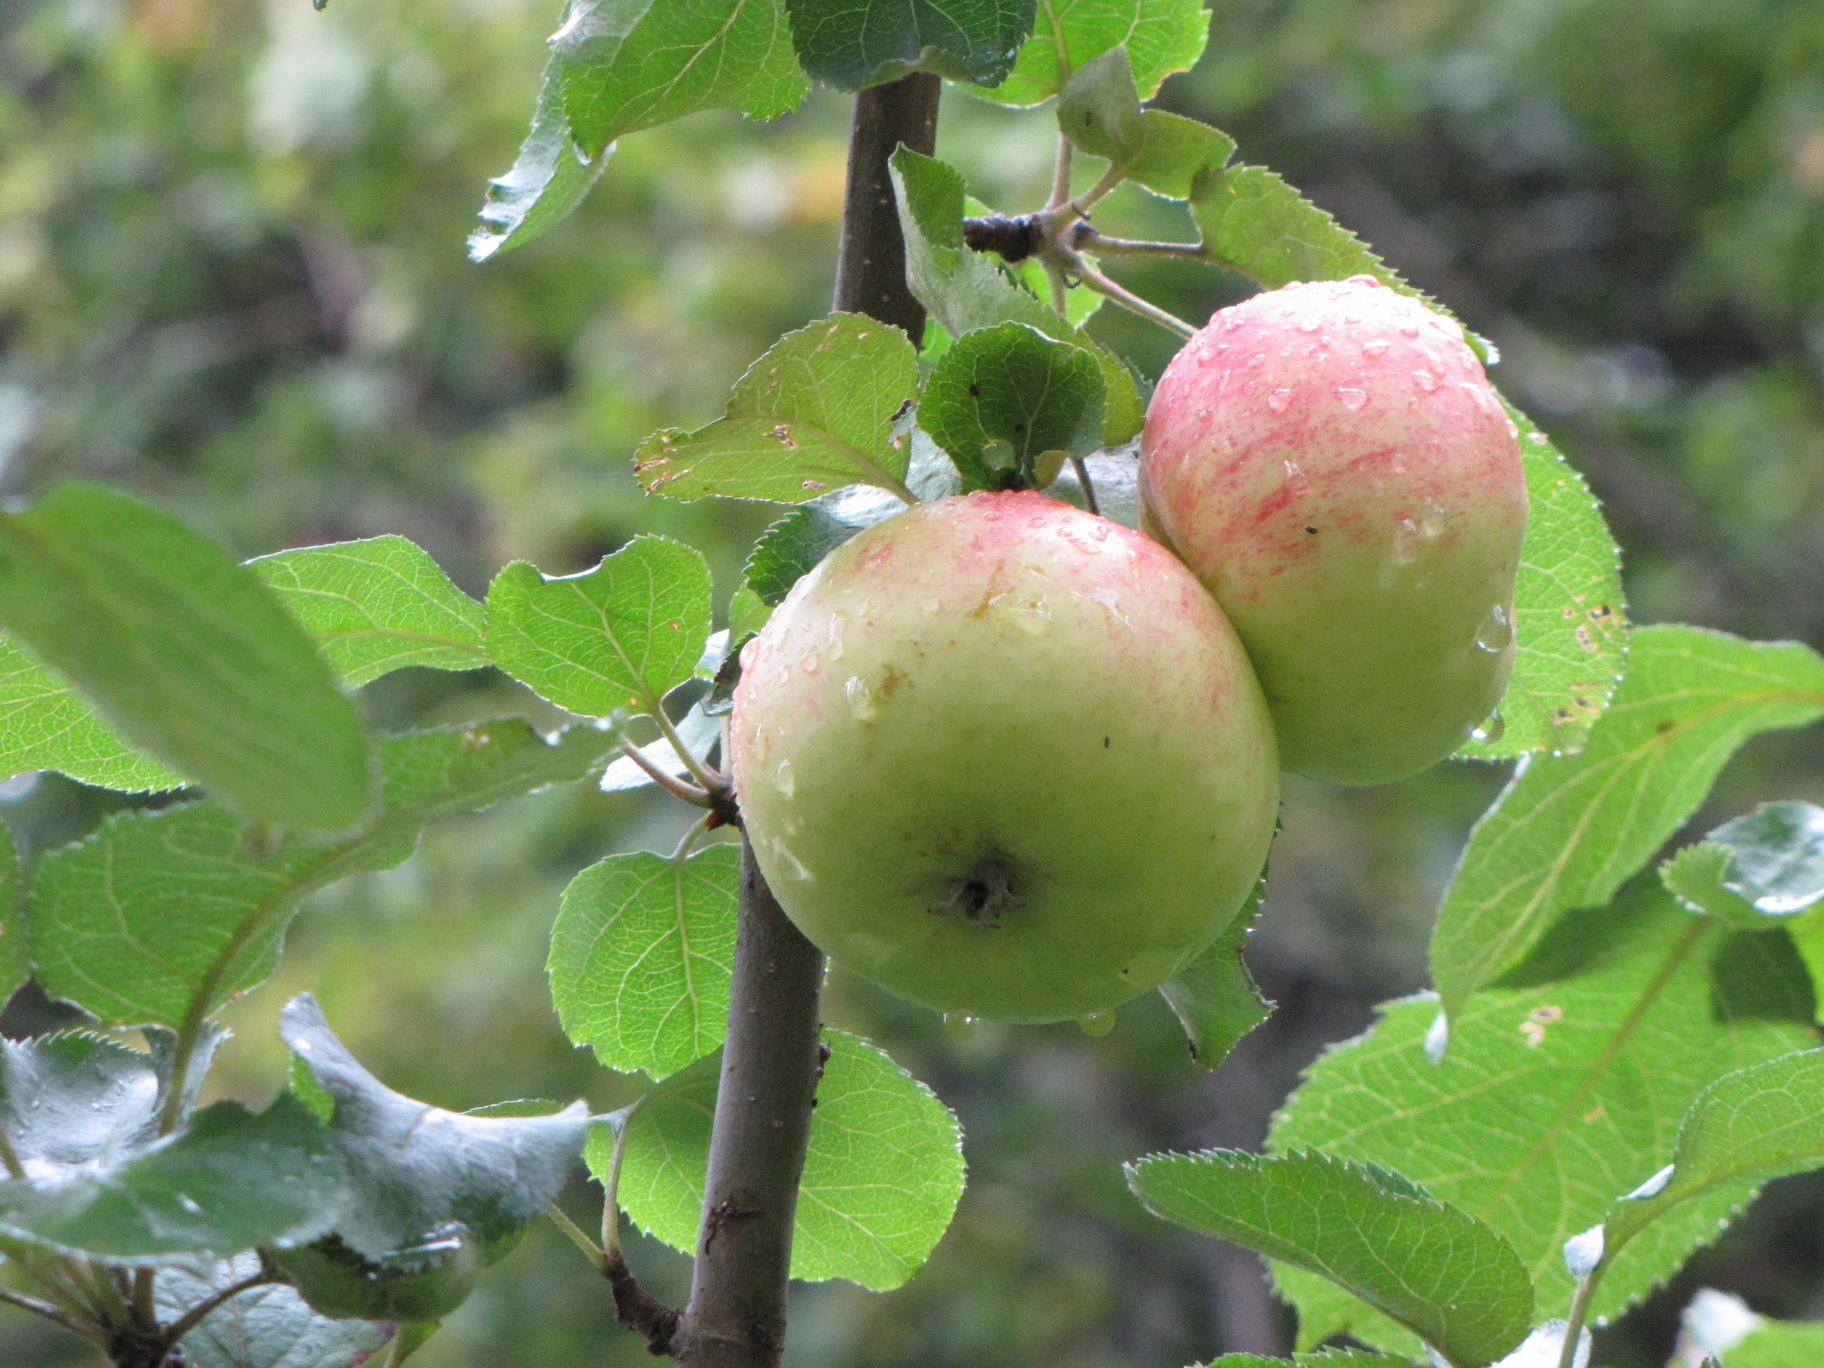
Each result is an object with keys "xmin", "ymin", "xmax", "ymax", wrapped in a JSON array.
[{"xmin": 2, "ymin": 1, "xmax": 1821, "ymax": 1364}]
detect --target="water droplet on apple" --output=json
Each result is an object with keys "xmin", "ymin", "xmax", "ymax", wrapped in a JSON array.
[
  {"xmin": 943, "ymin": 1014, "xmax": 979, "ymax": 1040},
  {"xmin": 800, "ymin": 650, "xmax": 819, "ymax": 674},
  {"xmin": 1362, "ymin": 339, "xmax": 1389, "ymax": 358},
  {"xmin": 1391, "ymin": 517, "xmax": 1422, "ymax": 565},
  {"xmin": 1280, "ymin": 460, "xmax": 1310, "ymax": 497},
  {"xmin": 1470, "ymin": 710, "xmax": 1506, "ymax": 744},
  {"xmin": 739, "ymin": 638, "xmax": 760, "ymax": 670},
  {"xmin": 774, "ymin": 759, "xmax": 796, "ymax": 796},
  {"xmin": 1335, "ymin": 386, "xmax": 1368, "ymax": 410},
  {"xmin": 1475, "ymin": 604, "xmax": 1513, "ymax": 653},
  {"xmin": 1076, "ymin": 1011, "xmax": 1115, "ymax": 1037},
  {"xmin": 1266, "ymin": 388, "xmax": 1293, "ymax": 413},
  {"xmin": 1413, "ymin": 368, "xmax": 1438, "ymax": 393},
  {"xmin": 1295, "ymin": 314, "xmax": 1321, "ymax": 334},
  {"xmin": 826, "ymin": 613, "xmax": 848, "ymax": 660},
  {"xmin": 843, "ymin": 676, "xmax": 877, "ymax": 721},
  {"xmin": 921, "ymin": 597, "xmax": 941, "ymax": 614}
]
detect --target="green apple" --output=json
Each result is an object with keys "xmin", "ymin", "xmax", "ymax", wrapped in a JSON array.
[
  {"xmin": 729, "ymin": 490, "xmax": 1279, "ymax": 1024},
  {"xmin": 1141, "ymin": 277, "xmax": 1527, "ymax": 784}
]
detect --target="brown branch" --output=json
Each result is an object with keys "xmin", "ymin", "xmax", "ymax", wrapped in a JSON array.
[
  {"xmin": 606, "ymin": 1251, "xmax": 680, "ymax": 1357},
  {"xmin": 831, "ymin": 74, "xmax": 942, "ymax": 343}
]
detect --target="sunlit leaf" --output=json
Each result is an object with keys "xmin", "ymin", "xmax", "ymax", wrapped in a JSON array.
[
  {"xmin": 1273, "ymin": 885, "xmax": 1815, "ymax": 1354},
  {"xmin": 1431, "ymin": 626, "xmax": 1824, "ymax": 1022},
  {"xmin": 982, "ymin": 0, "xmax": 1209, "ymax": 107}
]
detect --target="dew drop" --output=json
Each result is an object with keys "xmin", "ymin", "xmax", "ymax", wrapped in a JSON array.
[
  {"xmin": 1470, "ymin": 710, "xmax": 1506, "ymax": 744},
  {"xmin": 774, "ymin": 759, "xmax": 796, "ymax": 797},
  {"xmin": 1266, "ymin": 387, "xmax": 1293, "ymax": 413},
  {"xmin": 1361, "ymin": 339, "xmax": 1389, "ymax": 358},
  {"xmin": 826, "ymin": 613, "xmax": 848, "ymax": 660},
  {"xmin": 921, "ymin": 597, "xmax": 941, "ymax": 614},
  {"xmin": 943, "ymin": 1014, "xmax": 979, "ymax": 1040},
  {"xmin": 1295, "ymin": 314, "xmax": 1321, "ymax": 334},
  {"xmin": 1476, "ymin": 603, "xmax": 1514, "ymax": 653},
  {"xmin": 1076, "ymin": 1011, "xmax": 1115, "ymax": 1038},
  {"xmin": 1413, "ymin": 368, "xmax": 1438, "ymax": 393},
  {"xmin": 1281, "ymin": 460, "xmax": 1311, "ymax": 497},
  {"xmin": 1335, "ymin": 386, "xmax": 1368, "ymax": 410},
  {"xmin": 800, "ymin": 650, "xmax": 820, "ymax": 675},
  {"xmin": 1391, "ymin": 517, "xmax": 1422, "ymax": 565},
  {"xmin": 1527, "ymin": 430, "xmax": 1549, "ymax": 446},
  {"xmin": 844, "ymin": 676, "xmax": 877, "ymax": 721}
]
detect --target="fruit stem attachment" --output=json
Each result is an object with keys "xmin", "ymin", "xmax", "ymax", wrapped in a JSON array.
[
  {"xmin": 619, "ymin": 738, "xmax": 713, "ymax": 808},
  {"xmin": 665, "ymin": 71, "xmax": 941, "ymax": 1368}
]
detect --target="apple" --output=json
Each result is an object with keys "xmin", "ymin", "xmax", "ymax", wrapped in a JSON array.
[
  {"xmin": 1140, "ymin": 277, "xmax": 1527, "ymax": 785},
  {"xmin": 729, "ymin": 490, "xmax": 1278, "ymax": 1024}
]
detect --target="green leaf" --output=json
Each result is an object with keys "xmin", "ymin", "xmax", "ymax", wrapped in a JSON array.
[
  {"xmin": 1271, "ymin": 885, "xmax": 1815, "ymax": 1355},
  {"xmin": 0, "ymin": 1031, "xmax": 163, "ymax": 1178},
  {"xmin": 548, "ymin": 844, "xmax": 738, "ymax": 1079},
  {"xmin": 890, "ymin": 148, "xmax": 1143, "ymax": 442},
  {"xmin": 486, "ymin": 536, "xmax": 712, "ymax": 718},
  {"xmin": 1157, "ymin": 887, "xmax": 1271, "ymax": 1069},
  {"xmin": 471, "ymin": 0, "xmax": 808, "ymax": 262},
  {"xmin": 1714, "ymin": 1315, "xmax": 1824, "ymax": 1368},
  {"xmin": 633, "ymin": 314, "xmax": 920, "ymax": 505},
  {"xmin": 1126, "ymin": 110, "xmax": 1237, "ymax": 200},
  {"xmin": 1198, "ymin": 1355, "xmax": 1412, "ymax": 1368},
  {"xmin": 1597, "ymin": 1048, "xmax": 1824, "ymax": 1261},
  {"xmin": 982, "ymin": 0, "xmax": 1209, "ymax": 107},
  {"xmin": 727, "ymin": 585, "xmax": 772, "ymax": 640},
  {"xmin": 0, "ymin": 823, "xmax": 22, "ymax": 1004},
  {"xmin": 920, "ymin": 323, "xmax": 1106, "ymax": 489},
  {"xmin": 556, "ymin": 0, "xmax": 808, "ymax": 154},
  {"xmin": 1190, "ymin": 164, "xmax": 1394, "ymax": 288},
  {"xmin": 0, "ymin": 637, "xmax": 181, "ymax": 791},
  {"xmin": 469, "ymin": 67, "xmax": 609, "ymax": 262},
  {"xmin": 0, "ymin": 484, "xmax": 370, "ymax": 830},
  {"xmin": 1430, "ymin": 626, "xmax": 1824, "ymax": 1023},
  {"xmin": 1057, "ymin": 47, "xmax": 1147, "ymax": 165},
  {"xmin": 1127, "ymin": 1150, "xmax": 1532, "ymax": 1367},
  {"xmin": 1455, "ymin": 405, "xmax": 1628, "ymax": 760},
  {"xmin": 1662, "ymin": 802, "xmax": 1824, "ymax": 926},
  {"xmin": 158, "ymin": 1253, "xmax": 392, "ymax": 1368},
  {"xmin": 783, "ymin": 0, "xmax": 1037, "ymax": 90},
  {"xmin": 274, "ymin": 996, "xmax": 589, "ymax": 1320},
  {"xmin": 28, "ymin": 720, "xmax": 620, "ymax": 1028},
  {"xmin": 601, "ymin": 1028, "xmax": 964, "ymax": 1290},
  {"xmin": 250, "ymin": 536, "xmax": 487, "ymax": 688},
  {"xmin": 0, "ymin": 1094, "xmax": 339, "ymax": 1263}
]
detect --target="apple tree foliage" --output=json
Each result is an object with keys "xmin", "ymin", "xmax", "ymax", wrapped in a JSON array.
[{"xmin": 0, "ymin": 1, "xmax": 1821, "ymax": 1365}]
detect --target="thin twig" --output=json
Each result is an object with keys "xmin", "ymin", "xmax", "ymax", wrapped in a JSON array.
[
  {"xmin": 600, "ymin": 1099, "xmax": 641, "ymax": 1260},
  {"xmin": 618, "ymin": 738, "xmax": 713, "ymax": 808},
  {"xmin": 0, "ymin": 1284, "xmax": 105, "ymax": 1341},
  {"xmin": 1558, "ymin": 1274, "xmax": 1598, "ymax": 1368},
  {"xmin": 1069, "ymin": 164, "xmax": 1127, "ymax": 217},
  {"xmin": 646, "ymin": 707, "xmax": 722, "ymax": 797},
  {"xmin": 1071, "ymin": 261, "xmax": 1197, "ymax": 338},
  {"xmin": 157, "ymin": 1267, "xmax": 278, "ymax": 1353}
]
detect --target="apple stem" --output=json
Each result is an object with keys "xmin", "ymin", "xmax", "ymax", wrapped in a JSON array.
[
  {"xmin": 1072, "ymin": 259, "xmax": 1198, "ymax": 339},
  {"xmin": 660, "ymin": 72, "xmax": 943, "ymax": 1368}
]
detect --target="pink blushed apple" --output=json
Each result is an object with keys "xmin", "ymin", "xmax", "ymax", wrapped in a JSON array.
[
  {"xmin": 730, "ymin": 491, "xmax": 1279, "ymax": 1024},
  {"xmin": 1140, "ymin": 277, "xmax": 1527, "ymax": 785}
]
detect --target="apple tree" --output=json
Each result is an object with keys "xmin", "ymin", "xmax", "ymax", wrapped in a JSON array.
[{"xmin": 0, "ymin": 2, "xmax": 1821, "ymax": 1367}]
